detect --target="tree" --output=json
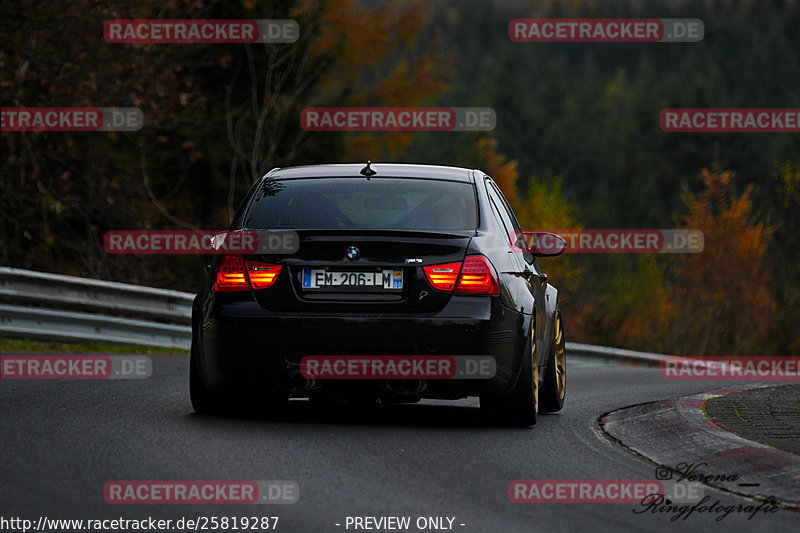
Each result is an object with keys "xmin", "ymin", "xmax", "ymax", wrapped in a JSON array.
[
  {"xmin": 661, "ymin": 166, "xmax": 775, "ymax": 356},
  {"xmin": 295, "ymin": 0, "xmax": 452, "ymax": 161},
  {"xmin": 766, "ymin": 159, "xmax": 800, "ymax": 354}
]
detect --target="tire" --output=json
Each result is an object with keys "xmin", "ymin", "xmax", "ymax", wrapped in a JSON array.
[
  {"xmin": 539, "ymin": 311, "xmax": 566, "ymax": 413},
  {"xmin": 189, "ymin": 334, "xmax": 288, "ymax": 416},
  {"xmin": 480, "ymin": 325, "xmax": 538, "ymax": 427},
  {"xmin": 189, "ymin": 345, "xmax": 230, "ymax": 415}
]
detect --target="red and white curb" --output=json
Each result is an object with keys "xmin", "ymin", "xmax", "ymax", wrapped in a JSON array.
[{"xmin": 600, "ymin": 385, "xmax": 800, "ymax": 508}]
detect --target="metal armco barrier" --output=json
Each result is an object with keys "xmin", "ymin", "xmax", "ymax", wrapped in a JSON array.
[{"xmin": 0, "ymin": 267, "xmax": 193, "ymax": 349}]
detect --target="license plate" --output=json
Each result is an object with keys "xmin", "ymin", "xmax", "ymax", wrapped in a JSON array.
[{"xmin": 302, "ymin": 269, "xmax": 403, "ymax": 291}]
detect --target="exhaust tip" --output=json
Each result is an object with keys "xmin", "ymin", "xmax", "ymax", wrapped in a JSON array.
[{"xmin": 276, "ymin": 370, "xmax": 315, "ymax": 392}]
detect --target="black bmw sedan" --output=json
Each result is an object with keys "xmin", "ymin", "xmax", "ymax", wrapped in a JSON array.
[{"xmin": 190, "ymin": 162, "xmax": 566, "ymax": 426}]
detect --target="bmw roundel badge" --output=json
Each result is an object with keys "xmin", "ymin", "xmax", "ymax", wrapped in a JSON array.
[{"xmin": 346, "ymin": 246, "xmax": 360, "ymax": 260}]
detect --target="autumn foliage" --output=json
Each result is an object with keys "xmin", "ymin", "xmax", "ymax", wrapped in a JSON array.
[
  {"xmin": 616, "ymin": 166, "xmax": 776, "ymax": 356},
  {"xmin": 295, "ymin": 0, "xmax": 452, "ymax": 160}
]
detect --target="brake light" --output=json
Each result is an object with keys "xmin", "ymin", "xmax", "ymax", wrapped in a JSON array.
[
  {"xmin": 455, "ymin": 255, "xmax": 499, "ymax": 295},
  {"xmin": 246, "ymin": 262, "xmax": 281, "ymax": 289},
  {"xmin": 423, "ymin": 262, "xmax": 461, "ymax": 291},
  {"xmin": 214, "ymin": 256, "xmax": 282, "ymax": 292},
  {"xmin": 215, "ymin": 256, "xmax": 248, "ymax": 292},
  {"xmin": 423, "ymin": 255, "xmax": 499, "ymax": 295}
]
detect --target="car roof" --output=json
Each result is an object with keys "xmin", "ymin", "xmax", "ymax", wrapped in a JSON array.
[{"xmin": 263, "ymin": 163, "xmax": 480, "ymax": 183}]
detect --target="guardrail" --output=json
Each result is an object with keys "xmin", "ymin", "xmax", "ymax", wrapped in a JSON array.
[
  {"xmin": 0, "ymin": 266, "xmax": 669, "ymax": 362},
  {"xmin": 0, "ymin": 267, "xmax": 193, "ymax": 350},
  {"xmin": 566, "ymin": 342, "xmax": 665, "ymax": 366}
]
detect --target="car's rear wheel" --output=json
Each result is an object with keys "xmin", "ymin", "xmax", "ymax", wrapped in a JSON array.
[
  {"xmin": 189, "ymin": 345, "xmax": 229, "ymax": 415},
  {"xmin": 539, "ymin": 311, "xmax": 566, "ymax": 413},
  {"xmin": 480, "ymin": 326, "xmax": 537, "ymax": 427},
  {"xmin": 190, "ymin": 335, "xmax": 287, "ymax": 416}
]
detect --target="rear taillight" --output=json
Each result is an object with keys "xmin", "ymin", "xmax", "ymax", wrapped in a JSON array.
[
  {"xmin": 214, "ymin": 256, "xmax": 282, "ymax": 292},
  {"xmin": 214, "ymin": 255, "xmax": 248, "ymax": 292},
  {"xmin": 423, "ymin": 262, "xmax": 462, "ymax": 291},
  {"xmin": 455, "ymin": 255, "xmax": 499, "ymax": 295},
  {"xmin": 423, "ymin": 255, "xmax": 499, "ymax": 295}
]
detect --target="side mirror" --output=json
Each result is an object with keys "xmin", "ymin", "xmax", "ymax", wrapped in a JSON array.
[{"xmin": 513, "ymin": 231, "xmax": 567, "ymax": 257}]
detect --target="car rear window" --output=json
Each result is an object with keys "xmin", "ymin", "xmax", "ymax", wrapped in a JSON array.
[{"xmin": 244, "ymin": 177, "xmax": 477, "ymax": 230}]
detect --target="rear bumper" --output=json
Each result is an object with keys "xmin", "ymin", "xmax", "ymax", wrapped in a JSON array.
[{"xmin": 193, "ymin": 293, "xmax": 528, "ymax": 398}]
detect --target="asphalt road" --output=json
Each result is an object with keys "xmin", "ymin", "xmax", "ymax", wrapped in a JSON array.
[{"xmin": 1, "ymin": 355, "xmax": 798, "ymax": 533}]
